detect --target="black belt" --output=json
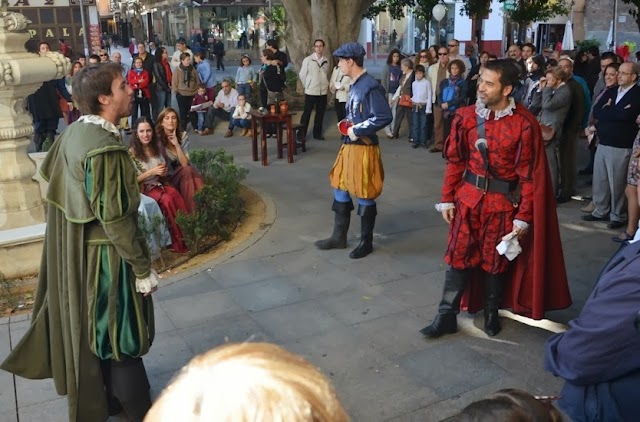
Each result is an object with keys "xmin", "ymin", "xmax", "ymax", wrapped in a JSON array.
[{"xmin": 463, "ymin": 171, "xmax": 518, "ymax": 194}]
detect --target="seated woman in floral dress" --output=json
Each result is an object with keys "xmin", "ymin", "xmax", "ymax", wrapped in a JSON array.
[
  {"xmin": 155, "ymin": 107, "xmax": 204, "ymax": 213},
  {"xmin": 129, "ymin": 117, "xmax": 188, "ymax": 253}
]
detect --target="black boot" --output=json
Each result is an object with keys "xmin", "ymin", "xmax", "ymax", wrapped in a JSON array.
[
  {"xmin": 109, "ymin": 357, "xmax": 152, "ymax": 422},
  {"xmin": 484, "ymin": 273, "xmax": 504, "ymax": 336},
  {"xmin": 315, "ymin": 200, "xmax": 353, "ymax": 249},
  {"xmin": 349, "ymin": 204, "xmax": 376, "ymax": 259},
  {"xmin": 420, "ymin": 267, "xmax": 469, "ymax": 338}
]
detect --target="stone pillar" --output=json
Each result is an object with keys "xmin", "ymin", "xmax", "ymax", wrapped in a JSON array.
[{"xmin": 0, "ymin": 10, "xmax": 70, "ymax": 231}]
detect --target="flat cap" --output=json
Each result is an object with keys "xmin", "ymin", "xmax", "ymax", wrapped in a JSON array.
[{"xmin": 333, "ymin": 42, "xmax": 366, "ymax": 59}]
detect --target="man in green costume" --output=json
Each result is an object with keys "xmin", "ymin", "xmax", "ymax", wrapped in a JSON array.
[{"xmin": 1, "ymin": 63, "xmax": 159, "ymax": 421}]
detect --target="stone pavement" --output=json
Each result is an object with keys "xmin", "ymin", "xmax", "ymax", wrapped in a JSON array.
[
  {"xmin": 2, "ymin": 106, "xmax": 619, "ymax": 421},
  {"xmin": 7, "ymin": 45, "xmax": 615, "ymax": 420}
]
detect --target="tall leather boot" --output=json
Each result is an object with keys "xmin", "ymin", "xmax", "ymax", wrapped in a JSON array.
[
  {"xmin": 349, "ymin": 204, "xmax": 376, "ymax": 259},
  {"xmin": 420, "ymin": 267, "xmax": 469, "ymax": 338},
  {"xmin": 109, "ymin": 357, "xmax": 152, "ymax": 422},
  {"xmin": 484, "ymin": 273, "xmax": 504, "ymax": 336},
  {"xmin": 315, "ymin": 200, "xmax": 353, "ymax": 249}
]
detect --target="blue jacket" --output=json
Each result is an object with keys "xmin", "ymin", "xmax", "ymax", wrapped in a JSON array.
[
  {"xmin": 345, "ymin": 71, "xmax": 392, "ymax": 146},
  {"xmin": 573, "ymin": 74, "xmax": 592, "ymax": 129},
  {"xmin": 545, "ymin": 241, "xmax": 640, "ymax": 422},
  {"xmin": 196, "ymin": 59, "xmax": 215, "ymax": 89}
]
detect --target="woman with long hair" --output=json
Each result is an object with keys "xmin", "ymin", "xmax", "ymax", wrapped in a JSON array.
[
  {"xmin": 414, "ymin": 48, "xmax": 432, "ymax": 68},
  {"xmin": 172, "ymin": 52, "xmax": 200, "ymax": 132},
  {"xmin": 381, "ymin": 48, "xmax": 403, "ymax": 137},
  {"xmin": 129, "ymin": 117, "xmax": 188, "ymax": 253},
  {"xmin": 153, "ymin": 47, "xmax": 172, "ymax": 118},
  {"xmin": 438, "ymin": 59, "xmax": 468, "ymax": 142},
  {"xmin": 155, "ymin": 107, "xmax": 204, "ymax": 213}
]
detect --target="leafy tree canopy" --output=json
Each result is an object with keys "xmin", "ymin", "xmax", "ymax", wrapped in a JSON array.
[{"xmin": 364, "ymin": 0, "xmax": 571, "ymax": 25}]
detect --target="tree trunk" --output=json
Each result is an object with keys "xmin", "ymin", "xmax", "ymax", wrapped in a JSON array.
[{"xmin": 280, "ymin": 0, "xmax": 376, "ymax": 74}]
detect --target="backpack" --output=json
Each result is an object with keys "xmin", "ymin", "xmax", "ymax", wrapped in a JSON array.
[{"xmin": 441, "ymin": 81, "xmax": 460, "ymax": 111}]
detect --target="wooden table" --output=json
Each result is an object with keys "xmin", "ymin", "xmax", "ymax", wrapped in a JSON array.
[{"xmin": 250, "ymin": 111, "xmax": 296, "ymax": 166}]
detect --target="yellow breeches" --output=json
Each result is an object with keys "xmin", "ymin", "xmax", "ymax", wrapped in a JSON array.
[{"xmin": 329, "ymin": 144, "xmax": 384, "ymax": 200}]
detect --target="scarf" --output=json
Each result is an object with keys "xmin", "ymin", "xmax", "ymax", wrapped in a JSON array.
[{"xmin": 179, "ymin": 63, "xmax": 193, "ymax": 86}]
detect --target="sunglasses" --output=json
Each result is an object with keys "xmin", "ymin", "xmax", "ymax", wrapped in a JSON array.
[
  {"xmin": 438, "ymin": 52, "xmax": 448, "ymax": 56},
  {"xmin": 420, "ymin": 54, "xmax": 428, "ymax": 58},
  {"xmin": 100, "ymin": 54, "xmax": 107, "ymax": 57}
]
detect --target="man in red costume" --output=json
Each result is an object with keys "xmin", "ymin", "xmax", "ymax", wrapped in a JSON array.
[{"xmin": 420, "ymin": 59, "xmax": 571, "ymax": 338}]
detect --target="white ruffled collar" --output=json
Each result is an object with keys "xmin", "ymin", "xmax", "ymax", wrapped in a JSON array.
[
  {"xmin": 475, "ymin": 97, "xmax": 516, "ymax": 121},
  {"xmin": 78, "ymin": 115, "xmax": 121, "ymax": 139}
]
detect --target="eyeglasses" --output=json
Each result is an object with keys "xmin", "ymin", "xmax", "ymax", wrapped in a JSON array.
[
  {"xmin": 420, "ymin": 54, "xmax": 428, "ymax": 58},
  {"xmin": 438, "ymin": 53, "xmax": 448, "ymax": 56}
]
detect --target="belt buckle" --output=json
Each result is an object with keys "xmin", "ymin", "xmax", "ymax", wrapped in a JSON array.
[{"xmin": 475, "ymin": 175, "xmax": 488, "ymax": 192}]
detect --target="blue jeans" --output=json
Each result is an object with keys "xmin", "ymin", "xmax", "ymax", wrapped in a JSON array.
[
  {"xmin": 197, "ymin": 112, "xmax": 206, "ymax": 131},
  {"xmin": 334, "ymin": 189, "xmax": 375, "ymax": 206},
  {"xmin": 237, "ymin": 83, "xmax": 252, "ymax": 98},
  {"xmin": 155, "ymin": 89, "xmax": 171, "ymax": 120},
  {"xmin": 411, "ymin": 106, "xmax": 429, "ymax": 146},
  {"xmin": 231, "ymin": 118, "xmax": 251, "ymax": 129}
]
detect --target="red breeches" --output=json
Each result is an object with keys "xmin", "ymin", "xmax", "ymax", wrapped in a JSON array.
[{"xmin": 445, "ymin": 201, "xmax": 516, "ymax": 274}]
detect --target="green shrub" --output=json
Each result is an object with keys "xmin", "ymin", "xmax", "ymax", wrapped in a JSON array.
[
  {"xmin": 176, "ymin": 149, "xmax": 248, "ymax": 254},
  {"xmin": 0, "ymin": 271, "xmax": 17, "ymax": 310},
  {"xmin": 576, "ymin": 39, "xmax": 600, "ymax": 52}
]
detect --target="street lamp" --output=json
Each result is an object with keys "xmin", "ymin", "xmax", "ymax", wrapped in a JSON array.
[{"xmin": 432, "ymin": 0, "xmax": 446, "ymax": 46}]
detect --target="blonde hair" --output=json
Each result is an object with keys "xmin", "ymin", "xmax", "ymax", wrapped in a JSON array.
[{"xmin": 145, "ymin": 342, "xmax": 349, "ymax": 422}]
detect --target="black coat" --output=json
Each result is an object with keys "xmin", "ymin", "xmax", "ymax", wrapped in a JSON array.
[{"xmin": 28, "ymin": 80, "xmax": 62, "ymax": 121}]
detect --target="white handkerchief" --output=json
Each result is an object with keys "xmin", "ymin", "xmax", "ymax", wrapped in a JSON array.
[{"xmin": 495, "ymin": 231, "xmax": 522, "ymax": 261}]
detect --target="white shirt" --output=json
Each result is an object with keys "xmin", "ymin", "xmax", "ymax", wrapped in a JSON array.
[
  {"xmin": 215, "ymin": 88, "xmax": 239, "ymax": 113},
  {"xmin": 232, "ymin": 103, "xmax": 252, "ymax": 119},
  {"xmin": 411, "ymin": 78, "xmax": 433, "ymax": 114},
  {"xmin": 616, "ymin": 84, "xmax": 634, "ymax": 104}
]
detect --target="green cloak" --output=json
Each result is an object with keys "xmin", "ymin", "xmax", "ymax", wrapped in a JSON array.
[{"xmin": 1, "ymin": 120, "xmax": 155, "ymax": 422}]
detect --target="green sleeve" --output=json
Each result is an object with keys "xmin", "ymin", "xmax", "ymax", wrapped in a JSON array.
[{"xmin": 85, "ymin": 150, "xmax": 151, "ymax": 278}]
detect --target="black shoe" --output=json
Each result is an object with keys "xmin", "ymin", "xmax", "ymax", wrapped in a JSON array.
[
  {"xmin": 484, "ymin": 273, "xmax": 504, "ymax": 337},
  {"xmin": 429, "ymin": 147, "xmax": 442, "ymax": 153},
  {"xmin": 349, "ymin": 204, "xmax": 376, "ymax": 259},
  {"xmin": 582, "ymin": 214, "xmax": 609, "ymax": 222},
  {"xmin": 411, "ymin": 143, "xmax": 420, "ymax": 149},
  {"xmin": 607, "ymin": 220, "xmax": 626, "ymax": 230},
  {"xmin": 556, "ymin": 196, "xmax": 572, "ymax": 204},
  {"xmin": 484, "ymin": 310, "xmax": 501, "ymax": 336},
  {"xmin": 315, "ymin": 201, "xmax": 353, "ymax": 250},
  {"xmin": 420, "ymin": 313, "xmax": 457, "ymax": 338}
]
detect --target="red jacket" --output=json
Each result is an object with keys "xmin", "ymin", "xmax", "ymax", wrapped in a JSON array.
[
  {"xmin": 454, "ymin": 103, "xmax": 572, "ymax": 319},
  {"xmin": 127, "ymin": 69, "xmax": 151, "ymax": 99}
]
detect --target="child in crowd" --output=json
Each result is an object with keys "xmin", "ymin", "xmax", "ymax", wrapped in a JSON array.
[
  {"xmin": 231, "ymin": 94, "xmax": 253, "ymax": 136},
  {"xmin": 235, "ymin": 55, "xmax": 256, "ymax": 99},
  {"xmin": 191, "ymin": 83, "xmax": 211, "ymax": 135},
  {"xmin": 410, "ymin": 64, "xmax": 432, "ymax": 149}
]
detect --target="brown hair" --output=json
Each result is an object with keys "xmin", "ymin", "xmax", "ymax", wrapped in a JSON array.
[
  {"xmin": 453, "ymin": 388, "xmax": 563, "ymax": 422},
  {"xmin": 262, "ymin": 49, "xmax": 277, "ymax": 61},
  {"xmin": 155, "ymin": 107, "xmax": 184, "ymax": 148},
  {"xmin": 129, "ymin": 117, "xmax": 160, "ymax": 161},
  {"xmin": 546, "ymin": 66, "xmax": 568, "ymax": 82},
  {"xmin": 448, "ymin": 59, "xmax": 466, "ymax": 75},
  {"xmin": 71, "ymin": 62, "xmax": 123, "ymax": 115},
  {"xmin": 145, "ymin": 342, "xmax": 349, "ymax": 422}
]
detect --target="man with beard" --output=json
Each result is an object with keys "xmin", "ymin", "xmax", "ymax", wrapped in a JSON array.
[
  {"xmin": 420, "ymin": 60, "xmax": 571, "ymax": 339},
  {"xmin": 1, "ymin": 63, "xmax": 158, "ymax": 421}
]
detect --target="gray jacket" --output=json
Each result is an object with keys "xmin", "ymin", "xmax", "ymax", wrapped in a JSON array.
[{"xmin": 530, "ymin": 83, "xmax": 571, "ymax": 142}]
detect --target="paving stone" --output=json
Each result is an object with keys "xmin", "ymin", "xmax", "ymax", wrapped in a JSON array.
[
  {"xmin": 160, "ymin": 290, "xmax": 243, "ymax": 330},
  {"xmin": 229, "ymin": 276, "xmax": 308, "ymax": 312},
  {"xmin": 207, "ymin": 258, "xmax": 279, "ymax": 288},
  {"xmin": 354, "ymin": 311, "xmax": 436, "ymax": 359},
  {"xmin": 177, "ymin": 313, "xmax": 271, "ymax": 356},
  {"xmin": 154, "ymin": 272, "xmax": 223, "ymax": 302},
  {"xmin": 148, "ymin": 369, "xmax": 180, "ymax": 401},
  {"xmin": 15, "ymin": 377, "xmax": 58, "ymax": 408},
  {"xmin": 153, "ymin": 306, "xmax": 176, "ymax": 334},
  {"xmin": 144, "ymin": 331, "xmax": 194, "ymax": 376},
  {"xmin": 379, "ymin": 271, "xmax": 445, "ymax": 310},
  {"xmin": 317, "ymin": 287, "xmax": 405, "ymax": 326},
  {"xmin": 0, "ymin": 369, "xmax": 16, "ymax": 413},
  {"xmin": 18, "ymin": 397, "xmax": 65, "ymax": 422},
  {"xmin": 397, "ymin": 339, "xmax": 510, "ymax": 399},
  {"xmin": 250, "ymin": 300, "xmax": 345, "ymax": 343}
]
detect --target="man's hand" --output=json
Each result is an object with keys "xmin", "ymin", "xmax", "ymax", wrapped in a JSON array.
[
  {"xmin": 513, "ymin": 225, "xmax": 528, "ymax": 239},
  {"xmin": 442, "ymin": 208, "xmax": 455, "ymax": 224},
  {"xmin": 441, "ymin": 102, "xmax": 449, "ymax": 110}
]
